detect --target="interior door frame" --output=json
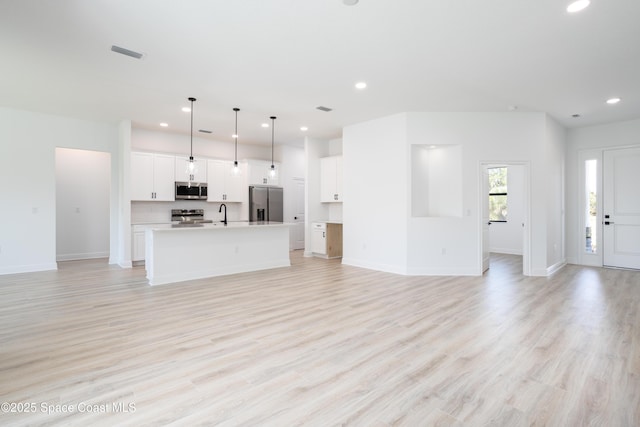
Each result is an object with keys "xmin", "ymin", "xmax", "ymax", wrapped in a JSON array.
[{"xmin": 478, "ymin": 161, "xmax": 531, "ymax": 276}]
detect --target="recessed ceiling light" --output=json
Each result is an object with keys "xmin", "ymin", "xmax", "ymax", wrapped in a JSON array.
[
  {"xmin": 606, "ymin": 97, "xmax": 621, "ymax": 104},
  {"xmin": 198, "ymin": 129, "xmax": 212, "ymax": 134},
  {"xmin": 261, "ymin": 123, "xmax": 269, "ymax": 128},
  {"xmin": 232, "ymin": 133, "xmax": 238, "ymax": 138},
  {"xmin": 355, "ymin": 82, "xmax": 367, "ymax": 90},
  {"xmin": 343, "ymin": 0, "xmax": 359, "ymax": 5},
  {"xmin": 567, "ymin": 0, "xmax": 590, "ymax": 13},
  {"xmin": 182, "ymin": 107, "xmax": 191, "ymax": 112},
  {"xmin": 300, "ymin": 126, "xmax": 308, "ymax": 131},
  {"xmin": 572, "ymin": 114, "xmax": 581, "ymax": 118},
  {"xmin": 316, "ymin": 106, "xmax": 333, "ymax": 112},
  {"xmin": 160, "ymin": 122, "xmax": 168, "ymax": 127}
]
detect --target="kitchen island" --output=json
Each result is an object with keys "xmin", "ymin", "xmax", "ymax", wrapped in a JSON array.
[{"xmin": 145, "ymin": 222, "xmax": 290, "ymax": 285}]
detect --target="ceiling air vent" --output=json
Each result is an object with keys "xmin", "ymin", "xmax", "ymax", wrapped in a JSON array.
[
  {"xmin": 316, "ymin": 106, "xmax": 333, "ymax": 112},
  {"xmin": 110, "ymin": 45, "xmax": 143, "ymax": 59},
  {"xmin": 199, "ymin": 129, "xmax": 212, "ymax": 134}
]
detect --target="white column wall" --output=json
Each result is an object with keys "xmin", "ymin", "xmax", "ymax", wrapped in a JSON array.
[
  {"xmin": 544, "ymin": 116, "xmax": 567, "ymax": 274},
  {"xmin": 342, "ymin": 114, "xmax": 409, "ymax": 274}
]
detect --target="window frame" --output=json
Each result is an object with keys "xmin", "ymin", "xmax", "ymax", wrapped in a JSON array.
[{"xmin": 488, "ymin": 167, "xmax": 508, "ymax": 223}]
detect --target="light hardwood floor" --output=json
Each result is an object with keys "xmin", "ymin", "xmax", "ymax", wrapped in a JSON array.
[{"xmin": 1, "ymin": 252, "xmax": 639, "ymax": 426}]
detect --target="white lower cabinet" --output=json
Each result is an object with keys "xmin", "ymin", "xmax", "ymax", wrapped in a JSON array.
[
  {"xmin": 311, "ymin": 222, "xmax": 343, "ymax": 258},
  {"xmin": 312, "ymin": 223, "xmax": 327, "ymax": 255},
  {"xmin": 132, "ymin": 226, "xmax": 147, "ymax": 262},
  {"xmin": 132, "ymin": 224, "xmax": 172, "ymax": 262}
]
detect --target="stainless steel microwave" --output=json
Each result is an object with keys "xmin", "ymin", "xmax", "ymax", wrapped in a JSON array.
[{"xmin": 175, "ymin": 181, "xmax": 207, "ymax": 200}]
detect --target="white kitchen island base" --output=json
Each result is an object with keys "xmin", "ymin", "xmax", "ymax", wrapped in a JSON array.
[{"xmin": 145, "ymin": 223, "xmax": 290, "ymax": 285}]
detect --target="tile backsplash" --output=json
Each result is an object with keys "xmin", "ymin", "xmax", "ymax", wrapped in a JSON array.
[{"xmin": 132, "ymin": 201, "xmax": 246, "ymax": 224}]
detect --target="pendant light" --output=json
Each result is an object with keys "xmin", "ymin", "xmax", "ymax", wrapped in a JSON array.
[
  {"xmin": 186, "ymin": 97, "xmax": 198, "ymax": 180},
  {"xmin": 232, "ymin": 107, "xmax": 240, "ymax": 175},
  {"xmin": 269, "ymin": 116, "xmax": 277, "ymax": 178}
]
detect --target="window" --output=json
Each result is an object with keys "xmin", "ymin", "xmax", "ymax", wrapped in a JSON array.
[
  {"xmin": 585, "ymin": 159, "xmax": 597, "ymax": 253},
  {"xmin": 488, "ymin": 167, "xmax": 507, "ymax": 222}
]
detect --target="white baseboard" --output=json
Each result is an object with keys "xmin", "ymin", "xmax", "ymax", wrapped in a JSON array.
[
  {"xmin": 565, "ymin": 256, "xmax": 578, "ymax": 265},
  {"xmin": 0, "ymin": 263, "xmax": 58, "ymax": 275},
  {"xmin": 56, "ymin": 251, "xmax": 109, "ymax": 262},
  {"xmin": 341, "ymin": 258, "xmax": 407, "ymax": 275},
  {"xmin": 546, "ymin": 260, "xmax": 567, "ymax": 276},
  {"xmin": 490, "ymin": 247, "xmax": 523, "ymax": 255}
]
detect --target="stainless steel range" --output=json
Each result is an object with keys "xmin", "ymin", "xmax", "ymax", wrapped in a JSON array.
[{"xmin": 171, "ymin": 209, "xmax": 213, "ymax": 227}]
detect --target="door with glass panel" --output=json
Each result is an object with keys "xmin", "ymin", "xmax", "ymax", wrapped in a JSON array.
[{"xmin": 603, "ymin": 147, "xmax": 640, "ymax": 269}]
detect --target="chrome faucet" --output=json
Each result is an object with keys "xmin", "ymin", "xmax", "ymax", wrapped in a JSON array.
[{"xmin": 218, "ymin": 203, "xmax": 227, "ymax": 226}]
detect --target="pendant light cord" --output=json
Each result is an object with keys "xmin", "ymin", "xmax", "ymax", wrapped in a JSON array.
[
  {"xmin": 188, "ymin": 97, "xmax": 196, "ymax": 160},
  {"xmin": 270, "ymin": 116, "xmax": 276, "ymax": 167},
  {"xmin": 233, "ymin": 108, "xmax": 240, "ymax": 165}
]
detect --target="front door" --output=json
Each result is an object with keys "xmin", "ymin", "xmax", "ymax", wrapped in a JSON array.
[{"xmin": 603, "ymin": 147, "xmax": 640, "ymax": 269}]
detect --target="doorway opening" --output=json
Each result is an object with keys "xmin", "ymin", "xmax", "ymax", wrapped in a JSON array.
[
  {"xmin": 479, "ymin": 162, "xmax": 531, "ymax": 275},
  {"xmin": 55, "ymin": 148, "xmax": 111, "ymax": 262}
]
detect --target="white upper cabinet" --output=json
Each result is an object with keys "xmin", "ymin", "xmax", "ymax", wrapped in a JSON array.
[
  {"xmin": 246, "ymin": 160, "xmax": 281, "ymax": 186},
  {"xmin": 207, "ymin": 160, "xmax": 245, "ymax": 202},
  {"xmin": 131, "ymin": 152, "xmax": 175, "ymax": 201},
  {"xmin": 175, "ymin": 156, "xmax": 207, "ymax": 183},
  {"xmin": 320, "ymin": 155, "xmax": 343, "ymax": 202}
]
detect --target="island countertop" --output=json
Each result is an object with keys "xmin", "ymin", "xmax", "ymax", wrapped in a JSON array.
[
  {"xmin": 145, "ymin": 222, "xmax": 291, "ymax": 285},
  {"xmin": 150, "ymin": 221, "xmax": 291, "ymax": 231}
]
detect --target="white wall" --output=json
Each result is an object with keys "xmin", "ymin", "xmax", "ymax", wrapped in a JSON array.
[
  {"xmin": 544, "ymin": 117, "xmax": 567, "ymax": 273},
  {"xmin": 304, "ymin": 137, "xmax": 331, "ymax": 256},
  {"xmin": 0, "ymin": 107, "xmax": 121, "ymax": 274},
  {"xmin": 55, "ymin": 148, "xmax": 111, "ymax": 261},
  {"xmin": 342, "ymin": 111, "xmax": 565, "ymax": 276},
  {"xmin": 566, "ymin": 117, "xmax": 640, "ymax": 265},
  {"xmin": 342, "ymin": 113, "xmax": 409, "ymax": 274},
  {"xmin": 132, "ymin": 128, "xmax": 272, "ymax": 162},
  {"xmin": 489, "ymin": 165, "xmax": 525, "ymax": 255}
]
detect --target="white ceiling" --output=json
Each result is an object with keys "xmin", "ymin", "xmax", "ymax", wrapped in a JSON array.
[{"xmin": 1, "ymin": 0, "xmax": 639, "ymax": 147}]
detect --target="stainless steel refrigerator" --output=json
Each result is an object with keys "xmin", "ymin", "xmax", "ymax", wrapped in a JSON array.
[{"xmin": 249, "ymin": 186, "xmax": 283, "ymax": 222}]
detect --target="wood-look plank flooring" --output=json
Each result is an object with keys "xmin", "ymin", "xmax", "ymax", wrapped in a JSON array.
[{"xmin": 0, "ymin": 252, "xmax": 639, "ymax": 426}]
